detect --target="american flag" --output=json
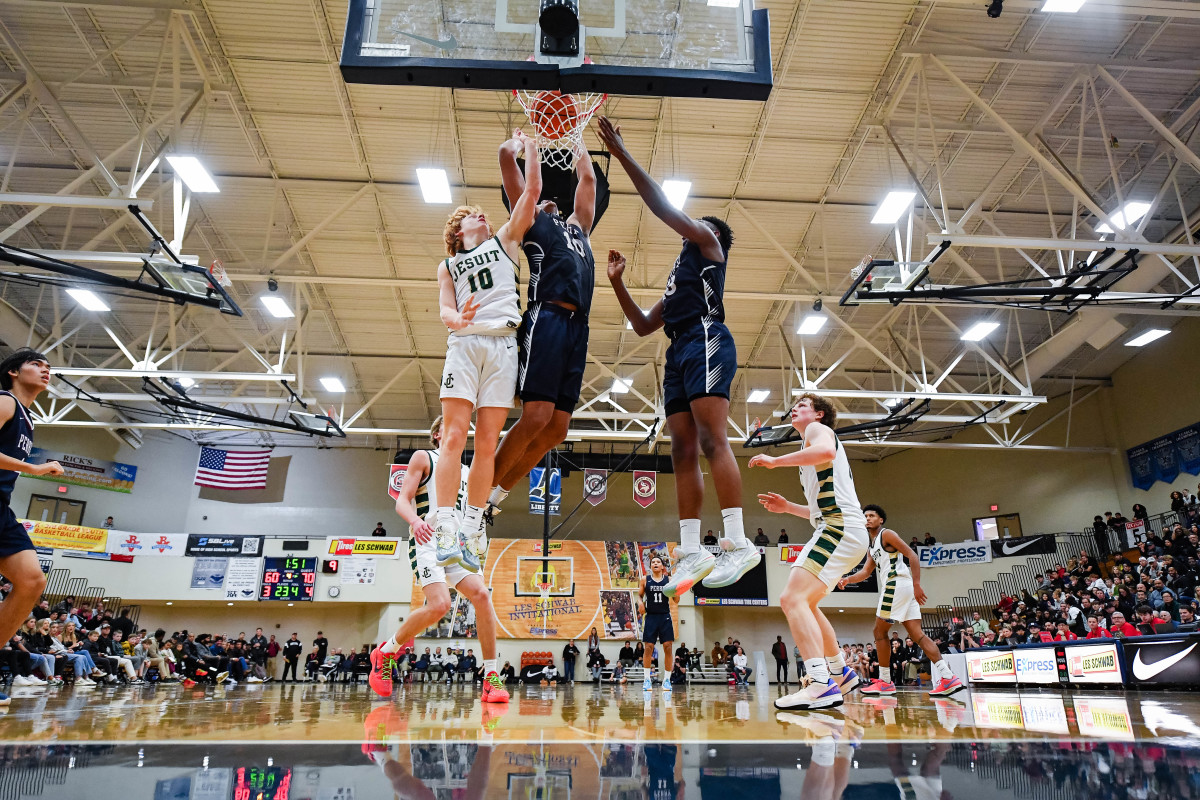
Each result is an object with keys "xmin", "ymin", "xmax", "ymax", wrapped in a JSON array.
[{"xmin": 194, "ymin": 447, "xmax": 271, "ymax": 490}]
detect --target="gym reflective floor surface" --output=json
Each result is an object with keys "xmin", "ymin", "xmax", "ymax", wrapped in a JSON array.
[{"xmin": 2, "ymin": 683, "xmax": 1198, "ymax": 798}]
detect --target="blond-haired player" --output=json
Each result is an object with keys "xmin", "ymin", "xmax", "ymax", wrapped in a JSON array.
[{"xmin": 432, "ymin": 131, "xmax": 542, "ymax": 576}]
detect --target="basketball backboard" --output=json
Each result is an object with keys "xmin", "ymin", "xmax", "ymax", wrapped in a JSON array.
[{"xmin": 341, "ymin": 0, "xmax": 772, "ymax": 99}]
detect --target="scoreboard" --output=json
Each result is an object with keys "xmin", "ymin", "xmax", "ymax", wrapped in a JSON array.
[{"xmin": 261, "ymin": 557, "xmax": 316, "ymax": 601}]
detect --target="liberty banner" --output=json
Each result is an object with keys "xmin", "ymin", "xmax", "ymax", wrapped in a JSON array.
[
  {"xmin": 633, "ymin": 470, "xmax": 656, "ymax": 508},
  {"xmin": 584, "ymin": 469, "xmax": 607, "ymax": 506},
  {"xmin": 529, "ymin": 467, "xmax": 561, "ymax": 515}
]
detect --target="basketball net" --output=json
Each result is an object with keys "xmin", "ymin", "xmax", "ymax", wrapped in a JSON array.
[
  {"xmin": 535, "ymin": 571, "xmax": 554, "ymax": 638},
  {"xmin": 513, "ymin": 89, "xmax": 606, "ymax": 170}
]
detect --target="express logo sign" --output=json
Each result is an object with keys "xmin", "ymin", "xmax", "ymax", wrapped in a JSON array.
[{"xmin": 919, "ymin": 542, "xmax": 992, "ymax": 567}]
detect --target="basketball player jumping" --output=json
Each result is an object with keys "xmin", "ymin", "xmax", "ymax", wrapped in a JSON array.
[
  {"xmin": 837, "ymin": 504, "xmax": 964, "ymax": 697},
  {"xmin": 751, "ymin": 393, "xmax": 868, "ymax": 710},
  {"xmin": 369, "ymin": 417, "xmax": 509, "ymax": 703},
  {"xmin": 485, "ymin": 130, "xmax": 598, "ymax": 514},
  {"xmin": 0, "ymin": 348, "xmax": 63, "ymax": 707},
  {"xmin": 638, "ymin": 555, "xmax": 678, "ymax": 694},
  {"xmin": 432, "ymin": 132, "xmax": 542, "ymax": 574},
  {"xmin": 596, "ymin": 115, "xmax": 758, "ymax": 596}
]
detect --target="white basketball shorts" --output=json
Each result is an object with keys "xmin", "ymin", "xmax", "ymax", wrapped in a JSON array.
[
  {"xmin": 793, "ymin": 516, "xmax": 869, "ymax": 592},
  {"xmin": 440, "ymin": 332, "xmax": 517, "ymax": 409}
]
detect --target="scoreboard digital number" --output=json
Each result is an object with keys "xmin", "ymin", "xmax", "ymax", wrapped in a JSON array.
[{"xmin": 261, "ymin": 557, "xmax": 316, "ymax": 601}]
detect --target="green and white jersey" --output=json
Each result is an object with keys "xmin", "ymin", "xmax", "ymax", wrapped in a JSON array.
[
  {"xmin": 444, "ymin": 236, "xmax": 520, "ymax": 336},
  {"xmin": 411, "ymin": 449, "xmax": 468, "ymax": 528},
  {"xmin": 870, "ymin": 529, "xmax": 912, "ymax": 588},
  {"xmin": 797, "ymin": 432, "xmax": 867, "ymax": 529}
]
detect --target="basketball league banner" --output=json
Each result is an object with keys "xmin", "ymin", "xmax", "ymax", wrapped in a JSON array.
[
  {"xmin": 529, "ymin": 467, "xmax": 561, "ymax": 515},
  {"xmin": 633, "ymin": 470, "xmax": 656, "ymax": 508},
  {"xmin": 20, "ymin": 519, "xmax": 108, "ymax": 553},
  {"xmin": 584, "ymin": 468, "xmax": 607, "ymax": 506},
  {"xmin": 387, "ymin": 464, "xmax": 407, "ymax": 501}
]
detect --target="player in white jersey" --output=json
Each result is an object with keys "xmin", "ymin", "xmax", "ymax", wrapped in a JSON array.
[
  {"xmin": 368, "ymin": 416, "xmax": 509, "ymax": 704},
  {"xmin": 432, "ymin": 130, "xmax": 542, "ymax": 576},
  {"xmin": 838, "ymin": 504, "xmax": 964, "ymax": 697},
  {"xmin": 750, "ymin": 393, "xmax": 869, "ymax": 711}
]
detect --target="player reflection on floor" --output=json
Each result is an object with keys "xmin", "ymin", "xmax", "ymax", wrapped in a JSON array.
[{"xmin": 362, "ymin": 705, "xmax": 498, "ymax": 800}]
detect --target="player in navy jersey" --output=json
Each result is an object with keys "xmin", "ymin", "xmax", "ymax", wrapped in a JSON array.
[
  {"xmin": 638, "ymin": 555, "xmax": 677, "ymax": 693},
  {"xmin": 0, "ymin": 348, "xmax": 63, "ymax": 706},
  {"xmin": 485, "ymin": 130, "xmax": 598, "ymax": 515},
  {"xmin": 597, "ymin": 115, "xmax": 759, "ymax": 597}
]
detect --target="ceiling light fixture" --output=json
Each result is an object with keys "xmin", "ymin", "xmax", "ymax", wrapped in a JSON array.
[
  {"xmin": 707, "ymin": 0, "xmax": 740, "ymax": 6},
  {"xmin": 662, "ymin": 180, "xmax": 692, "ymax": 210},
  {"xmin": 416, "ymin": 168, "xmax": 452, "ymax": 204},
  {"xmin": 747, "ymin": 389, "xmax": 770, "ymax": 403},
  {"xmin": 320, "ymin": 377, "xmax": 346, "ymax": 392},
  {"xmin": 259, "ymin": 296, "xmax": 294, "ymax": 318},
  {"xmin": 871, "ymin": 191, "xmax": 916, "ymax": 224},
  {"xmin": 1096, "ymin": 201, "xmax": 1151, "ymax": 233},
  {"xmin": 797, "ymin": 314, "xmax": 827, "ymax": 335},
  {"xmin": 1042, "ymin": 0, "xmax": 1086, "ymax": 10},
  {"xmin": 961, "ymin": 321, "xmax": 1001, "ymax": 342},
  {"xmin": 66, "ymin": 288, "xmax": 110, "ymax": 312},
  {"xmin": 165, "ymin": 155, "xmax": 219, "ymax": 193},
  {"xmin": 611, "ymin": 378, "xmax": 632, "ymax": 394},
  {"xmin": 1125, "ymin": 329, "xmax": 1169, "ymax": 347}
]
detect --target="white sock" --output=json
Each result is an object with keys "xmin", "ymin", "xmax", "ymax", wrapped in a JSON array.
[
  {"xmin": 488, "ymin": 485, "xmax": 509, "ymax": 507},
  {"xmin": 436, "ymin": 507, "xmax": 458, "ymax": 530},
  {"xmin": 935, "ymin": 659, "xmax": 952, "ymax": 680},
  {"xmin": 483, "ymin": 658, "xmax": 497, "ymax": 675},
  {"xmin": 721, "ymin": 508, "xmax": 747, "ymax": 546},
  {"xmin": 805, "ymin": 658, "xmax": 830, "ymax": 684},
  {"xmin": 878, "ymin": 666, "xmax": 891, "ymax": 682},
  {"xmin": 827, "ymin": 653, "xmax": 847, "ymax": 673},
  {"xmin": 459, "ymin": 505, "xmax": 484, "ymax": 537},
  {"xmin": 679, "ymin": 519, "xmax": 701, "ymax": 553},
  {"xmin": 380, "ymin": 636, "xmax": 401, "ymax": 654},
  {"xmin": 810, "ymin": 741, "xmax": 836, "ymax": 767}
]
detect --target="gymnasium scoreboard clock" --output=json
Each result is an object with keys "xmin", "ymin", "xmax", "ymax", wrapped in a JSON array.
[{"xmin": 261, "ymin": 557, "xmax": 316, "ymax": 601}]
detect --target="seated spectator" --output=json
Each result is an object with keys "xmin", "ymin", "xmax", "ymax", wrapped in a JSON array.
[
  {"xmin": 458, "ymin": 649, "xmax": 478, "ymax": 683},
  {"xmin": 1177, "ymin": 607, "xmax": 1198, "ymax": 632},
  {"xmin": 753, "ymin": 528, "xmax": 770, "ymax": 547},
  {"xmin": 587, "ymin": 648, "xmax": 608, "ymax": 682},
  {"xmin": 670, "ymin": 660, "xmax": 687, "ymax": 685},
  {"xmin": 923, "ymin": 532, "xmax": 937, "ymax": 546},
  {"xmin": 441, "ymin": 649, "xmax": 459, "ymax": 683},
  {"xmin": 1084, "ymin": 616, "xmax": 1111, "ymax": 638},
  {"xmin": 1135, "ymin": 606, "xmax": 1158, "ymax": 636},
  {"xmin": 1109, "ymin": 611, "xmax": 1138, "ymax": 638},
  {"xmin": 411, "ymin": 648, "xmax": 431, "ymax": 681},
  {"xmin": 1153, "ymin": 611, "xmax": 1177, "ymax": 634},
  {"xmin": 1161, "ymin": 591, "xmax": 1182, "ymax": 621},
  {"xmin": 703, "ymin": 530, "xmax": 718, "ymax": 546},
  {"xmin": 777, "ymin": 529, "xmax": 789, "ymax": 544},
  {"xmin": 305, "ymin": 646, "xmax": 322, "ymax": 681},
  {"xmin": 500, "ymin": 661, "xmax": 516, "ymax": 683},
  {"xmin": 372, "ymin": 522, "xmax": 387, "ymax": 537},
  {"xmin": 909, "ymin": 536, "xmax": 921, "ymax": 549},
  {"xmin": 540, "ymin": 662, "xmax": 560, "ymax": 684},
  {"xmin": 318, "ymin": 648, "xmax": 344, "ymax": 682},
  {"xmin": 1054, "ymin": 621, "xmax": 1078, "ymax": 641},
  {"xmin": 730, "ymin": 647, "xmax": 750, "ymax": 685},
  {"xmin": 618, "ymin": 643, "xmax": 635, "ymax": 669}
]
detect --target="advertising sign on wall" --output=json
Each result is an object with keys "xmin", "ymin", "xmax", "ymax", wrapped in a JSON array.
[
  {"xmin": 990, "ymin": 534, "xmax": 1056, "ymax": 559},
  {"xmin": 1013, "ymin": 647, "xmax": 1059, "ymax": 684},
  {"xmin": 185, "ymin": 535, "xmax": 263, "ymax": 556},
  {"xmin": 1119, "ymin": 634, "xmax": 1200, "ymax": 686},
  {"xmin": 106, "ymin": 531, "xmax": 188, "ymax": 557},
  {"xmin": 325, "ymin": 538, "xmax": 400, "ymax": 558},
  {"xmin": 918, "ymin": 541, "xmax": 993, "ymax": 568},
  {"xmin": 1065, "ymin": 642, "xmax": 1124, "ymax": 684},
  {"xmin": 21, "ymin": 519, "xmax": 107, "ymax": 553},
  {"xmin": 966, "ymin": 649, "xmax": 1015, "ymax": 683},
  {"xmin": 27, "ymin": 447, "xmax": 137, "ymax": 493}
]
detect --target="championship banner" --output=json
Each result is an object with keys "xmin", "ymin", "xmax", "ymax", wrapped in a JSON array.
[
  {"xmin": 388, "ymin": 464, "xmax": 407, "ymax": 501},
  {"xmin": 185, "ymin": 535, "xmax": 263, "ymax": 556},
  {"xmin": 990, "ymin": 534, "xmax": 1056, "ymax": 559},
  {"xmin": 20, "ymin": 519, "xmax": 107, "ymax": 553},
  {"xmin": 27, "ymin": 447, "xmax": 137, "ymax": 493},
  {"xmin": 918, "ymin": 540, "xmax": 992, "ymax": 568},
  {"xmin": 325, "ymin": 537, "xmax": 401, "ymax": 559},
  {"xmin": 584, "ymin": 468, "xmax": 607, "ymax": 506},
  {"xmin": 529, "ymin": 467, "xmax": 561, "ymax": 515},
  {"xmin": 411, "ymin": 537, "xmax": 679, "ymax": 640},
  {"xmin": 106, "ymin": 531, "xmax": 188, "ymax": 557},
  {"xmin": 632, "ymin": 470, "xmax": 656, "ymax": 508}
]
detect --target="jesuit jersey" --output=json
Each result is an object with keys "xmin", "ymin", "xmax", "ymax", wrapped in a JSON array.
[
  {"xmin": 444, "ymin": 236, "xmax": 520, "ymax": 335},
  {"xmin": 798, "ymin": 433, "xmax": 867, "ymax": 530},
  {"xmin": 410, "ymin": 449, "xmax": 468, "ymax": 530},
  {"xmin": 0, "ymin": 390, "xmax": 34, "ymax": 503},
  {"xmin": 660, "ymin": 240, "xmax": 726, "ymax": 336},
  {"xmin": 870, "ymin": 529, "xmax": 912, "ymax": 587},
  {"xmin": 523, "ymin": 211, "xmax": 595, "ymax": 315}
]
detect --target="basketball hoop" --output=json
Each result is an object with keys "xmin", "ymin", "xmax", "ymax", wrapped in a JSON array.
[
  {"xmin": 535, "ymin": 573, "xmax": 554, "ymax": 638},
  {"xmin": 208, "ymin": 259, "xmax": 232, "ymax": 288},
  {"xmin": 513, "ymin": 89, "xmax": 606, "ymax": 170}
]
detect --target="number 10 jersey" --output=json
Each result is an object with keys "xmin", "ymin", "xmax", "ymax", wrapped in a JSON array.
[{"xmin": 445, "ymin": 235, "xmax": 521, "ymax": 336}]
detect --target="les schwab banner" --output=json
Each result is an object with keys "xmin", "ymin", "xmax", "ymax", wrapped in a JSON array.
[{"xmin": 325, "ymin": 537, "xmax": 401, "ymax": 559}]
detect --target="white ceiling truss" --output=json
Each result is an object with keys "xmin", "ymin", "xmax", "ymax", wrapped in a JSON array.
[{"xmin": 0, "ymin": 0, "xmax": 1196, "ymax": 458}]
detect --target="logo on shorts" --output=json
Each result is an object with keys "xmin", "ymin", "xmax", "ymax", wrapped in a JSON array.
[{"xmin": 443, "ymin": 374, "xmax": 454, "ymax": 388}]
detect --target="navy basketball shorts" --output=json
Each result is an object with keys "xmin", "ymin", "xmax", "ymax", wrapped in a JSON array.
[
  {"xmin": 642, "ymin": 613, "xmax": 676, "ymax": 645},
  {"xmin": 517, "ymin": 302, "xmax": 589, "ymax": 412},
  {"xmin": 662, "ymin": 320, "xmax": 737, "ymax": 417},
  {"xmin": 0, "ymin": 501, "xmax": 34, "ymax": 558}
]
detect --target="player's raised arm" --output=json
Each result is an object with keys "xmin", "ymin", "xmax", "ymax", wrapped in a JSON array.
[
  {"xmin": 498, "ymin": 132, "xmax": 542, "ymax": 258},
  {"xmin": 748, "ymin": 422, "xmax": 837, "ymax": 470},
  {"xmin": 596, "ymin": 116, "xmax": 724, "ymax": 262},
  {"xmin": 606, "ymin": 249, "xmax": 663, "ymax": 336},
  {"xmin": 497, "ymin": 130, "xmax": 526, "ymax": 208},
  {"xmin": 756, "ymin": 491, "xmax": 811, "ymax": 519},
  {"xmin": 569, "ymin": 149, "xmax": 597, "ymax": 235}
]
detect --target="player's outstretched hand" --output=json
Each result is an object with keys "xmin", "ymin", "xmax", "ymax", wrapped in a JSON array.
[
  {"xmin": 748, "ymin": 454, "xmax": 776, "ymax": 469},
  {"xmin": 33, "ymin": 460, "xmax": 64, "ymax": 477},
  {"xmin": 448, "ymin": 294, "xmax": 480, "ymax": 330},
  {"xmin": 607, "ymin": 250, "xmax": 626, "ymax": 282},
  {"xmin": 837, "ymin": 577, "xmax": 849, "ymax": 591},
  {"xmin": 914, "ymin": 583, "xmax": 928, "ymax": 605},
  {"xmin": 411, "ymin": 519, "xmax": 435, "ymax": 545},
  {"xmin": 596, "ymin": 116, "xmax": 628, "ymax": 158},
  {"xmin": 758, "ymin": 492, "xmax": 789, "ymax": 514}
]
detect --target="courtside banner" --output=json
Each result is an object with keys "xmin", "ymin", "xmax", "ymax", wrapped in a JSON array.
[
  {"xmin": 1065, "ymin": 642, "xmax": 1124, "ymax": 684},
  {"xmin": 1119, "ymin": 633, "xmax": 1200, "ymax": 686},
  {"xmin": 970, "ymin": 693, "xmax": 1025, "ymax": 729},
  {"xmin": 20, "ymin": 519, "xmax": 107, "ymax": 553},
  {"xmin": 966, "ymin": 649, "xmax": 1016, "ymax": 684},
  {"xmin": 325, "ymin": 537, "xmax": 401, "ymax": 559},
  {"xmin": 106, "ymin": 531, "xmax": 188, "ymax": 556},
  {"xmin": 1073, "ymin": 696, "xmax": 1135, "ymax": 740},
  {"xmin": 918, "ymin": 541, "xmax": 992, "ymax": 568},
  {"xmin": 1013, "ymin": 647, "xmax": 1059, "ymax": 684},
  {"xmin": 990, "ymin": 534, "xmax": 1056, "ymax": 559}
]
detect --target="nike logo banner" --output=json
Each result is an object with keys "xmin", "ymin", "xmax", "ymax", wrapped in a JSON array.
[
  {"xmin": 1121, "ymin": 635, "xmax": 1200, "ymax": 685},
  {"xmin": 990, "ymin": 534, "xmax": 1057, "ymax": 559}
]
